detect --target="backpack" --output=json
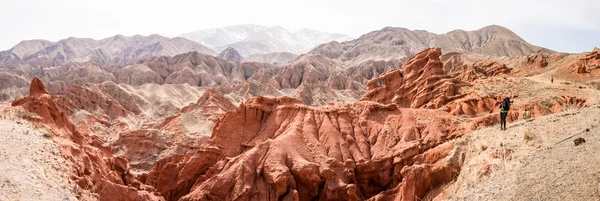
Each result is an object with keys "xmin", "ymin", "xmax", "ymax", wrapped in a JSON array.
[{"xmin": 504, "ymin": 97, "xmax": 511, "ymax": 111}]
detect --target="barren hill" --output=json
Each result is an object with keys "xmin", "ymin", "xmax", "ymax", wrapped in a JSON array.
[
  {"xmin": 217, "ymin": 47, "xmax": 244, "ymax": 62},
  {"xmin": 0, "ymin": 34, "xmax": 216, "ymax": 67},
  {"xmin": 310, "ymin": 25, "xmax": 554, "ymax": 65}
]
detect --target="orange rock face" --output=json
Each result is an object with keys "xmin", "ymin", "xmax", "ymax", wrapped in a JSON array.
[
  {"xmin": 166, "ymin": 97, "xmax": 464, "ymax": 201},
  {"xmin": 571, "ymin": 49, "xmax": 600, "ymax": 74},
  {"xmin": 55, "ymin": 83, "xmax": 133, "ymax": 118},
  {"xmin": 11, "ymin": 77, "xmax": 163, "ymax": 201},
  {"xmin": 361, "ymin": 48, "xmax": 463, "ymax": 109},
  {"xmin": 109, "ymin": 88, "xmax": 236, "ymax": 171},
  {"xmin": 141, "ymin": 49, "xmax": 471, "ymax": 201},
  {"xmin": 442, "ymin": 53, "xmax": 512, "ymax": 82},
  {"xmin": 137, "ymin": 48, "xmax": 589, "ymax": 201},
  {"xmin": 527, "ymin": 53, "xmax": 569, "ymax": 69}
]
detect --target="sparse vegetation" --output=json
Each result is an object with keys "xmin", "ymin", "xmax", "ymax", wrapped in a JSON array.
[
  {"xmin": 540, "ymin": 100, "xmax": 554, "ymax": 108},
  {"xmin": 478, "ymin": 143, "xmax": 488, "ymax": 151},
  {"xmin": 15, "ymin": 109, "xmax": 36, "ymax": 121},
  {"xmin": 588, "ymin": 81, "xmax": 600, "ymax": 90},
  {"xmin": 383, "ymin": 124, "xmax": 392, "ymax": 133}
]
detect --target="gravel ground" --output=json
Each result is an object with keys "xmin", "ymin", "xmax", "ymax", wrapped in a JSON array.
[
  {"xmin": 0, "ymin": 108, "xmax": 79, "ymax": 201},
  {"xmin": 441, "ymin": 105, "xmax": 600, "ymax": 201}
]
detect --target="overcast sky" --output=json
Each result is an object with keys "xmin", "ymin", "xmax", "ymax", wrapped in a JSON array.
[{"xmin": 1, "ymin": 0, "xmax": 599, "ymax": 53}]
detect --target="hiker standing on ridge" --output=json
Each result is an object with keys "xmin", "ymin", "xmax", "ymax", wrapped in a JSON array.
[{"xmin": 499, "ymin": 97, "xmax": 512, "ymax": 130}]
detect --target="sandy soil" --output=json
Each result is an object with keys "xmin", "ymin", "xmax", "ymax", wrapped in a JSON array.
[
  {"xmin": 440, "ymin": 105, "xmax": 600, "ymax": 200},
  {"xmin": 0, "ymin": 106, "xmax": 79, "ymax": 201}
]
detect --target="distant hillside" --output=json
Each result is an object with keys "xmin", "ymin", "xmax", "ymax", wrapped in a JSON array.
[
  {"xmin": 310, "ymin": 25, "xmax": 554, "ymax": 65},
  {"xmin": 0, "ymin": 34, "xmax": 215, "ymax": 67},
  {"xmin": 180, "ymin": 24, "xmax": 353, "ymax": 55}
]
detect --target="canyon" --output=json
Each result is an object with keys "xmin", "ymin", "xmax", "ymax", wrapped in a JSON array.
[{"xmin": 1, "ymin": 25, "xmax": 599, "ymax": 201}]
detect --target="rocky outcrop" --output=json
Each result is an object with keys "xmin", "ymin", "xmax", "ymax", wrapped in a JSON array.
[
  {"xmin": 114, "ymin": 64, "xmax": 165, "ymax": 85},
  {"xmin": 141, "ymin": 147, "xmax": 224, "ymax": 201},
  {"xmin": 110, "ymin": 89, "xmax": 236, "ymax": 171},
  {"xmin": 522, "ymin": 53, "xmax": 567, "ymax": 70},
  {"xmin": 450, "ymin": 60, "xmax": 512, "ymax": 82},
  {"xmin": 11, "ymin": 77, "xmax": 163, "ymax": 201},
  {"xmin": 55, "ymin": 83, "xmax": 132, "ymax": 118},
  {"xmin": 361, "ymin": 48, "xmax": 464, "ymax": 108},
  {"xmin": 442, "ymin": 53, "xmax": 512, "ymax": 82},
  {"xmin": 553, "ymin": 48, "xmax": 600, "ymax": 81},
  {"xmin": 571, "ymin": 49, "xmax": 600, "ymax": 74},
  {"xmin": 217, "ymin": 47, "xmax": 244, "ymax": 62},
  {"xmin": 180, "ymin": 88, "xmax": 236, "ymax": 114},
  {"xmin": 142, "ymin": 49, "xmax": 477, "ymax": 201},
  {"xmin": 3, "ymin": 47, "xmax": 402, "ymax": 107},
  {"xmin": 158, "ymin": 96, "xmax": 465, "ymax": 201}
]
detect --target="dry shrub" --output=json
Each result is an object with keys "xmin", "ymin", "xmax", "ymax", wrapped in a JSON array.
[
  {"xmin": 588, "ymin": 81, "xmax": 600, "ymax": 90},
  {"xmin": 15, "ymin": 109, "xmax": 36, "ymax": 121},
  {"xmin": 478, "ymin": 143, "xmax": 488, "ymax": 151},
  {"xmin": 523, "ymin": 131, "xmax": 537, "ymax": 141}
]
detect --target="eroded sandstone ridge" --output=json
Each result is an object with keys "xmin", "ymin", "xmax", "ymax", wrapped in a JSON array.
[
  {"xmin": 141, "ymin": 48, "xmax": 588, "ymax": 201},
  {"xmin": 142, "ymin": 48, "xmax": 474, "ymax": 201},
  {"xmin": 12, "ymin": 78, "xmax": 164, "ymax": 201},
  {"xmin": 10, "ymin": 48, "xmax": 591, "ymax": 201}
]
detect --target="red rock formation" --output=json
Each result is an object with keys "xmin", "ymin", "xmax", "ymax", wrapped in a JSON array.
[
  {"xmin": 524, "ymin": 54, "xmax": 549, "ymax": 69},
  {"xmin": 180, "ymin": 88, "xmax": 236, "ymax": 115},
  {"xmin": 571, "ymin": 49, "xmax": 600, "ymax": 74},
  {"xmin": 361, "ymin": 48, "xmax": 464, "ymax": 108},
  {"xmin": 111, "ymin": 89, "xmax": 236, "ymax": 171},
  {"xmin": 442, "ymin": 53, "xmax": 512, "ymax": 82},
  {"xmin": 142, "ymin": 147, "xmax": 223, "ymax": 201},
  {"xmin": 9, "ymin": 46, "xmax": 591, "ymax": 201},
  {"xmin": 11, "ymin": 77, "xmax": 163, "ymax": 201},
  {"xmin": 522, "ymin": 53, "xmax": 566, "ymax": 70},
  {"xmin": 163, "ymin": 96, "xmax": 464, "ymax": 201},
  {"xmin": 553, "ymin": 48, "xmax": 600, "ymax": 81},
  {"xmin": 142, "ymin": 49, "xmax": 473, "ymax": 201},
  {"xmin": 55, "ymin": 83, "xmax": 132, "ymax": 118}
]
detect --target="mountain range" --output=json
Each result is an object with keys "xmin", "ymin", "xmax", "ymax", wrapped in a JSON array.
[
  {"xmin": 0, "ymin": 25, "xmax": 553, "ymax": 68},
  {"xmin": 179, "ymin": 24, "xmax": 354, "ymax": 55},
  {"xmin": 0, "ymin": 34, "xmax": 215, "ymax": 67},
  {"xmin": 311, "ymin": 25, "xmax": 554, "ymax": 65}
]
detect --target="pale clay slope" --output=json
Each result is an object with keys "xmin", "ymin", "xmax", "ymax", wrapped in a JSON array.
[
  {"xmin": 310, "ymin": 25, "xmax": 553, "ymax": 66},
  {"xmin": 440, "ymin": 64, "xmax": 600, "ymax": 200},
  {"xmin": 0, "ymin": 108, "xmax": 79, "ymax": 201},
  {"xmin": 443, "ymin": 105, "xmax": 600, "ymax": 201}
]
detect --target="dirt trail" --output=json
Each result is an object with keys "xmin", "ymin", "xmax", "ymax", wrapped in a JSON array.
[
  {"xmin": 440, "ymin": 104, "xmax": 600, "ymax": 200},
  {"xmin": 525, "ymin": 64, "xmax": 600, "ymax": 104}
]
